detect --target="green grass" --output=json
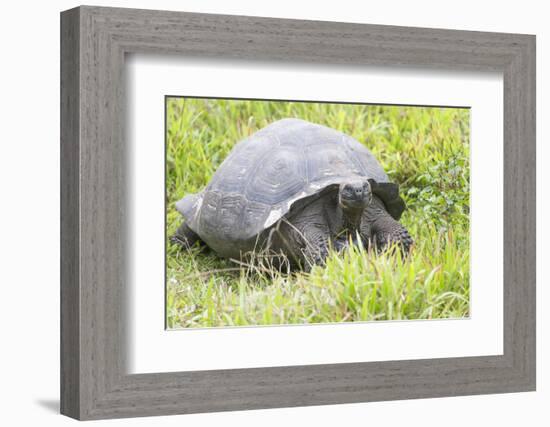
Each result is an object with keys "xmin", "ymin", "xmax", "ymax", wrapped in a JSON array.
[{"xmin": 166, "ymin": 98, "xmax": 470, "ymax": 328}]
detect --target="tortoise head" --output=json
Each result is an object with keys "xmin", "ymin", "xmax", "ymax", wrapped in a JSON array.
[{"xmin": 338, "ymin": 178, "xmax": 372, "ymax": 211}]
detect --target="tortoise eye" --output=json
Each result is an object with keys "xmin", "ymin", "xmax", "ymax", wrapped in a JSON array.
[{"xmin": 342, "ymin": 186, "xmax": 353, "ymax": 195}]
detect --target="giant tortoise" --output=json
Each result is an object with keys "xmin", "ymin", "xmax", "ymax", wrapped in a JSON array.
[{"xmin": 172, "ymin": 118, "xmax": 412, "ymax": 269}]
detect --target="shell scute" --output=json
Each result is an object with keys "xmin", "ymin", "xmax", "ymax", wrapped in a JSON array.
[{"xmin": 246, "ymin": 147, "xmax": 307, "ymax": 205}]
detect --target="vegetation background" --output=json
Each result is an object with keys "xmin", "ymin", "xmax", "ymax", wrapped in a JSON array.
[{"xmin": 165, "ymin": 97, "xmax": 470, "ymax": 328}]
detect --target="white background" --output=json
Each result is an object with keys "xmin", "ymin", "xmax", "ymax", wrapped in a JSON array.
[
  {"xmin": 0, "ymin": 0, "xmax": 547, "ymax": 426},
  {"xmin": 128, "ymin": 57, "xmax": 503, "ymax": 373}
]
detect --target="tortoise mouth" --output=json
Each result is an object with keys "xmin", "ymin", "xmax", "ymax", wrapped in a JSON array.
[{"xmin": 339, "ymin": 197, "xmax": 370, "ymax": 210}]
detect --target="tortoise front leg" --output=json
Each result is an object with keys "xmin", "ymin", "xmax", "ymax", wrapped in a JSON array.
[
  {"xmin": 281, "ymin": 217, "xmax": 330, "ymax": 270},
  {"xmin": 360, "ymin": 197, "xmax": 413, "ymax": 253},
  {"xmin": 300, "ymin": 223, "xmax": 331, "ymax": 269},
  {"xmin": 370, "ymin": 214, "xmax": 413, "ymax": 253}
]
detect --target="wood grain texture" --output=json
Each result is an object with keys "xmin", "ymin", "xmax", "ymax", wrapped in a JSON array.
[
  {"xmin": 60, "ymin": 5, "xmax": 536, "ymax": 420},
  {"xmin": 60, "ymin": 7, "xmax": 80, "ymax": 419}
]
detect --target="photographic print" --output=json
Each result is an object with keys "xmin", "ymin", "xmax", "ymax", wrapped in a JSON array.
[{"xmin": 166, "ymin": 97, "xmax": 470, "ymax": 329}]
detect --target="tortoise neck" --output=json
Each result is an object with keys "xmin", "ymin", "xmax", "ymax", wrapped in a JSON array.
[{"xmin": 340, "ymin": 205, "xmax": 364, "ymax": 233}]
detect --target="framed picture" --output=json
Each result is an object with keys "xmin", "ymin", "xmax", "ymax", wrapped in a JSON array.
[{"xmin": 60, "ymin": 5, "xmax": 536, "ymax": 420}]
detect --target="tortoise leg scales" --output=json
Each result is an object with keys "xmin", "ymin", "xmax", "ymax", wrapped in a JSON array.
[
  {"xmin": 297, "ymin": 223, "xmax": 331, "ymax": 270},
  {"xmin": 371, "ymin": 215, "xmax": 413, "ymax": 254}
]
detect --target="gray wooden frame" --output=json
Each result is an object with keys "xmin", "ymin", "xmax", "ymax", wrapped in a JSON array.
[{"xmin": 60, "ymin": 5, "xmax": 536, "ymax": 420}]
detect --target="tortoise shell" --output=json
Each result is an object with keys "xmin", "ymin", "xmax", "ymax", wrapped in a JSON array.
[{"xmin": 175, "ymin": 118, "xmax": 405, "ymax": 255}]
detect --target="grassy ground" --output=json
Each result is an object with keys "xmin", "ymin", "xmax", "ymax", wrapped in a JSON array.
[{"xmin": 166, "ymin": 98, "xmax": 470, "ymax": 329}]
